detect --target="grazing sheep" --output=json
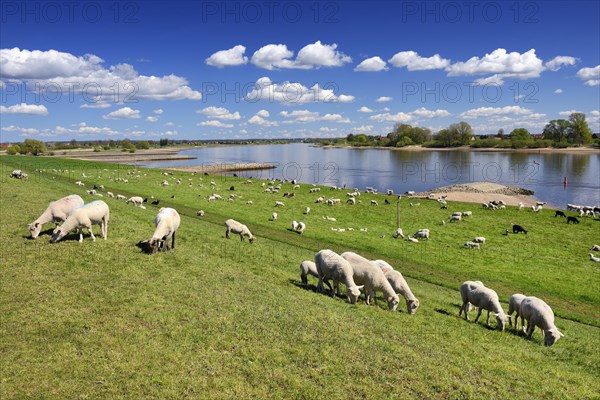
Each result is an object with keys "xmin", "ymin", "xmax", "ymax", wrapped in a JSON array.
[
  {"xmin": 590, "ymin": 253, "xmax": 600, "ymax": 263},
  {"xmin": 323, "ymin": 216, "xmax": 336, "ymax": 221},
  {"xmin": 11, "ymin": 170, "xmax": 28, "ymax": 179},
  {"xmin": 295, "ymin": 222, "xmax": 306, "ymax": 234},
  {"xmin": 51, "ymin": 200, "xmax": 110, "ymax": 243},
  {"xmin": 371, "ymin": 200, "xmax": 378, "ymax": 206},
  {"xmin": 566, "ymin": 216, "xmax": 579, "ymax": 224},
  {"xmin": 473, "ymin": 237, "xmax": 486, "ymax": 244},
  {"xmin": 341, "ymin": 252, "xmax": 399, "ymax": 311},
  {"xmin": 459, "ymin": 281, "xmax": 510, "ymax": 330},
  {"xmin": 591, "ymin": 245, "xmax": 600, "ymax": 251},
  {"xmin": 107, "ymin": 192, "xmax": 114, "ymax": 198},
  {"xmin": 315, "ymin": 249, "xmax": 363, "ymax": 304},
  {"xmin": 116, "ymin": 194, "xmax": 126, "ymax": 200},
  {"xmin": 304, "ymin": 207, "xmax": 310, "ymax": 214},
  {"xmin": 347, "ymin": 197, "xmax": 356, "ymax": 205},
  {"xmin": 126, "ymin": 196, "xmax": 144, "ymax": 207},
  {"xmin": 196, "ymin": 210, "xmax": 205, "ymax": 217},
  {"xmin": 462, "ymin": 211, "xmax": 472, "ymax": 217},
  {"xmin": 299, "ymin": 260, "xmax": 333, "ymax": 291},
  {"xmin": 407, "ymin": 236, "xmax": 418, "ymax": 243},
  {"xmin": 28, "ymin": 194, "xmax": 85, "ymax": 238},
  {"xmin": 507, "ymin": 293, "xmax": 526, "ymax": 330},
  {"xmin": 518, "ymin": 202, "xmax": 524, "ymax": 210},
  {"xmin": 86, "ymin": 189, "xmax": 97, "ymax": 196},
  {"xmin": 512, "ymin": 224, "xmax": 527, "ymax": 234},
  {"xmin": 309, "ymin": 188, "xmax": 320, "ymax": 193},
  {"xmin": 146, "ymin": 207, "xmax": 181, "ymax": 253},
  {"xmin": 373, "ymin": 260, "xmax": 419, "ymax": 314},
  {"xmin": 291, "ymin": 220, "xmax": 299, "ymax": 231},
  {"xmin": 225, "ymin": 219, "xmax": 255, "ymax": 243},
  {"xmin": 392, "ymin": 228, "xmax": 404, "ymax": 239},
  {"xmin": 413, "ymin": 229, "xmax": 430, "ymax": 240},
  {"xmin": 450, "ymin": 214, "xmax": 462, "ymax": 222},
  {"xmin": 246, "ymin": 201, "xmax": 253, "ymax": 205},
  {"xmin": 554, "ymin": 210, "xmax": 567, "ymax": 218},
  {"xmin": 315, "ymin": 196, "xmax": 325, "ymax": 203},
  {"xmin": 519, "ymin": 296, "xmax": 564, "ymax": 346},
  {"xmin": 271, "ymin": 212, "xmax": 278, "ymax": 221},
  {"xmin": 463, "ymin": 241, "xmax": 480, "ymax": 249},
  {"xmin": 275, "ymin": 201, "xmax": 285, "ymax": 207}
]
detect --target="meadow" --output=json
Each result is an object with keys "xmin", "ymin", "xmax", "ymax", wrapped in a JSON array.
[{"xmin": 1, "ymin": 155, "xmax": 599, "ymax": 399}]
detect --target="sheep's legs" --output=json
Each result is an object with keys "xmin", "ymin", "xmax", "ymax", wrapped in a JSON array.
[
  {"xmin": 485, "ymin": 310, "xmax": 491, "ymax": 326},
  {"xmin": 78, "ymin": 227, "xmax": 84, "ymax": 243},
  {"xmin": 88, "ymin": 225, "xmax": 96, "ymax": 241},
  {"xmin": 474, "ymin": 308, "xmax": 483, "ymax": 323},
  {"xmin": 459, "ymin": 302, "xmax": 470, "ymax": 320},
  {"xmin": 171, "ymin": 232, "xmax": 176, "ymax": 249},
  {"xmin": 225, "ymin": 228, "xmax": 230, "ymax": 239}
]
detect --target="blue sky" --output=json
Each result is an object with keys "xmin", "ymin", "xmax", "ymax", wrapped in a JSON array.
[{"xmin": 1, "ymin": 0, "xmax": 599, "ymax": 141}]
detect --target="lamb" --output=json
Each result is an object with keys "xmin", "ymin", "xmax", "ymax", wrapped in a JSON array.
[
  {"xmin": 28, "ymin": 194, "xmax": 85, "ymax": 238},
  {"xmin": 291, "ymin": 220, "xmax": 299, "ymax": 231},
  {"xmin": 126, "ymin": 196, "xmax": 144, "ymax": 206},
  {"xmin": 271, "ymin": 212, "xmax": 278, "ymax": 221},
  {"xmin": 340, "ymin": 252, "xmax": 399, "ymax": 310},
  {"xmin": 458, "ymin": 281, "xmax": 510, "ymax": 330},
  {"xmin": 392, "ymin": 228, "xmax": 404, "ymax": 239},
  {"xmin": 373, "ymin": 260, "xmax": 419, "ymax": 314},
  {"xmin": 107, "ymin": 192, "xmax": 114, "ymax": 198},
  {"xmin": 146, "ymin": 207, "xmax": 181, "ymax": 253},
  {"xmin": 413, "ymin": 229, "xmax": 430, "ymax": 240},
  {"xmin": 196, "ymin": 210, "xmax": 205, "ymax": 217},
  {"xmin": 275, "ymin": 201, "xmax": 285, "ymax": 207},
  {"xmin": 519, "ymin": 296, "xmax": 564, "ymax": 346},
  {"xmin": 51, "ymin": 200, "xmax": 110, "ymax": 243},
  {"xmin": 566, "ymin": 216, "xmax": 579, "ymax": 224},
  {"xmin": 116, "ymin": 194, "xmax": 127, "ymax": 200},
  {"xmin": 554, "ymin": 210, "xmax": 567, "ymax": 218},
  {"xmin": 463, "ymin": 241, "xmax": 480, "ymax": 249},
  {"xmin": 371, "ymin": 200, "xmax": 378, "ymax": 206},
  {"xmin": 225, "ymin": 219, "xmax": 255, "ymax": 243},
  {"xmin": 472, "ymin": 237, "xmax": 486, "ymax": 244},
  {"xmin": 512, "ymin": 224, "xmax": 527, "ymax": 234},
  {"xmin": 315, "ymin": 249, "xmax": 363, "ymax": 304},
  {"xmin": 507, "ymin": 293, "xmax": 526, "ymax": 330},
  {"xmin": 299, "ymin": 260, "xmax": 333, "ymax": 292},
  {"xmin": 462, "ymin": 211, "xmax": 472, "ymax": 217},
  {"xmin": 590, "ymin": 253, "xmax": 600, "ymax": 263}
]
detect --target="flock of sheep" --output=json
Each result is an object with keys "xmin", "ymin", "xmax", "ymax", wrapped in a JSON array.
[{"xmin": 18, "ymin": 167, "xmax": 599, "ymax": 348}]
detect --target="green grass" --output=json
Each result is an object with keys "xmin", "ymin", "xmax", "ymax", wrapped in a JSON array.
[{"xmin": 1, "ymin": 155, "xmax": 599, "ymax": 399}]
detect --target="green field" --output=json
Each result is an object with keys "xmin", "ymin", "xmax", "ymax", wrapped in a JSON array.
[{"xmin": 1, "ymin": 155, "xmax": 599, "ymax": 399}]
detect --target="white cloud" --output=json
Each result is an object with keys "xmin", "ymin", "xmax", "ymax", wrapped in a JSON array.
[
  {"xmin": 1, "ymin": 125, "xmax": 39, "ymax": 134},
  {"xmin": 376, "ymin": 96, "xmax": 392, "ymax": 102},
  {"xmin": 165, "ymin": 122, "xmax": 174, "ymax": 127},
  {"xmin": 55, "ymin": 122, "xmax": 119, "ymax": 136},
  {"xmin": 353, "ymin": 125, "xmax": 373, "ymax": 133},
  {"xmin": 245, "ymin": 77, "xmax": 354, "ymax": 104},
  {"xmin": 146, "ymin": 116, "xmax": 159, "ymax": 122},
  {"xmin": 248, "ymin": 115, "xmax": 278, "ymax": 127},
  {"xmin": 197, "ymin": 120, "xmax": 234, "ymax": 128},
  {"xmin": 319, "ymin": 127, "xmax": 338, "ymax": 133},
  {"xmin": 102, "ymin": 107, "xmax": 141, "ymax": 120},
  {"xmin": 197, "ymin": 106, "xmax": 241, "ymax": 120},
  {"xmin": 459, "ymin": 106, "xmax": 541, "ymax": 119},
  {"xmin": 0, "ymin": 102, "xmax": 48, "ymax": 115},
  {"xmin": 80, "ymin": 101, "xmax": 111, "ymax": 109},
  {"xmin": 153, "ymin": 108, "xmax": 163, "ymax": 114},
  {"xmin": 369, "ymin": 112, "xmax": 412, "ymax": 123},
  {"xmin": 558, "ymin": 110, "xmax": 582, "ymax": 116},
  {"xmin": 472, "ymin": 74, "xmax": 506, "ymax": 86},
  {"xmin": 577, "ymin": 65, "xmax": 600, "ymax": 86},
  {"xmin": 250, "ymin": 41, "xmax": 351, "ymax": 70},
  {"xmin": 357, "ymin": 106, "xmax": 373, "ymax": 113},
  {"xmin": 256, "ymin": 109, "xmax": 269, "ymax": 117},
  {"xmin": 279, "ymin": 109, "xmax": 350, "ymax": 124},
  {"xmin": 545, "ymin": 56, "xmax": 578, "ymax": 71},
  {"xmin": 411, "ymin": 107, "xmax": 451, "ymax": 118},
  {"xmin": 591, "ymin": 110, "xmax": 600, "ymax": 117},
  {"xmin": 205, "ymin": 45, "xmax": 248, "ymax": 68},
  {"xmin": 554, "ymin": 89, "xmax": 563, "ymax": 94},
  {"xmin": 0, "ymin": 48, "xmax": 201, "ymax": 101},
  {"xmin": 354, "ymin": 56, "xmax": 388, "ymax": 72},
  {"xmin": 446, "ymin": 48, "xmax": 545, "ymax": 83},
  {"xmin": 388, "ymin": 51, "xmax": 450, "ymax": 71}
]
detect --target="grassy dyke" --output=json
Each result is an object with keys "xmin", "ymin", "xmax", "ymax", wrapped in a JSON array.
[{"xmin": 1, "ymin": 155, "xmax": 599, "ymax": 399}]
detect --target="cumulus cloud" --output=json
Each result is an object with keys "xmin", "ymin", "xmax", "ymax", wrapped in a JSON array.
[
  {"xmin": 388, "ymin": 51, "xmax": 450, "ymax": 71},
  {"xmin": 197, "ymin": 120, "xmax": 234, "ymax": 128},
  {"xmin": 55, "ymin": 122, "xmax": 119, "ymax": 136},
  {"xmin": 0, "ymin": 102, "xmax": 48, "ymax": 115},
  {"xmin": 80, "ymin": 101, "xmax": 111, "ymax": 109},
  {"xmin": 554, "ymin": 89, "xmax": 563, "ymax": 94},
  {"xmin": 369, "ymin": 112, "xmax": 412, "ymax": 123},
  {"xmin": 250, "ymin": 41, "xmax": 351, "ymax": 70},
  {"xmin": 1, "ymin": 125, "xmax": 40, "ymax": 134},
  {"xmin": 411, "ymin": 107, "xmax": 451, "ymax": 118},
  {"xmin": 248, "ymin": 110, "xmax": 278, "ymax": 126},
  {"xmin": 357, "ymin": 106, "xmax": 373, "ymax": 113},
  {"xmin": 146, "ymin": 116, "xmax": 159, "ymax": 122},
  {"xmin": 197, "ymin": 106, "xmax": 241, "ymax": 120},
  {"xmin": 153, "ymin": 108, "xmax": 163, "ymax": 114},
  {"xmin": 376, "ymin": 96, "xmax": 392, "ymax": 102},
  {"xmin": 459, "ymin": 106, "xmax": 543, "ymax": 120},
  {"xmin": 245, "ymin": 77, "xmax": 354, "ymax": 104},
  {"xmin": 102, "ymin": 107, "xmax": 141, "ymax": 119},
  {"xmin": 577, "ymin": 65, "xmax": 600, "ymax": 86},
  {"xmin": 205, "ymin": 45, "xmax": 248, "ymax": 68},
  {"xmin": 354, "ymin": 56, "xmax": 388, "ymax": 72},
  {"xmin": 0, "ymin": 48, "xmax": 201, "ymax": 101},
  {"xmin": 352, "ymin": 125, "xmax": 374, "ymax": 133},
  {"xmin": 545, "ymin": 56, "xmax": 578, "ymax": 71},
  {"xmin": 280, "ymin": 109, "xmax": 350, "ymax": 124},
  {"xmin": 256, "ymin": 109, "xmax": 269, "ymax": 117},
  {"xmin": 558, "ymin": 110, "xmax": 582, "ymax": 116}
]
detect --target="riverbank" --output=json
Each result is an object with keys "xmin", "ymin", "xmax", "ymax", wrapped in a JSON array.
[
  {"xmin": 162, "ymin": 162, "xmax": 276, "ymax": 174},
  {"xmin": 319, "ymin": 144, "xmax": 600, "ymax": 155},
  {"xmin": 413, "ymin": 182, "xmax": 541, "ymax": 207},
  {"xmin": 48, "ymin": 146, "xmax": 201, "ymax": 163}
]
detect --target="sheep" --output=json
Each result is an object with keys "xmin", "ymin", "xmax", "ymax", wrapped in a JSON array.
[
  {"xmin": 291, "ymin": 220, "xmax": 299, "ymax": 231},
  {"xmin": 51, "ymin": 200, "xmax": 110, "ymax": 243},
  {"xmin": 304, "ymin": 207, "xmax": 310, "ymax": 214},
  {"xmin": 463, "ymin": 241, "xmax": 480, "ymax": 249},
  {"xmin": 196, "ymin": 210, "xmax": 205, "ymax": 217},
  {"xmin": 323, "ymin": 216, "xmax": 337, "ymax": 222},
  {"xmin": 11, "ymin": 169, "xmax": 28, "ymax": 179},
  {"xmin": 554, "ymin": 210, "xmax": 567, "ymax": 218},
  {"xmin": 507, "ymin": 293, "xmax": 526, "ymax": 330},
  {"xmin": 371, "ymin": 200, "xmax": 378, "ymax": 206},
  {"xmin": 340, "ymin": 252, "xmax": 399, "ymax": 310},
  {"xmin": 75, "ymin": 181, "xmax": 85, "ymax": 187},
  {"xmin": 309, "ymin": 188, "xmax": 320, "ymax": 193},
  {"xmin": 126, "ymin": 196, "xmax": 144, "ymax": 207},
  {"xmin": 472, "ymin": 237, "xmax": 486, "ymax": 244},
  {"xmin": 591, "ymin": 245, "xmax": 600, "ymax": 251},
  {"xmin": 116, "ymin": 194, "xmax": 126, "ymax": 200},
  {"xmin": 392, "ymin": 228, "xmax": 404, "ymax": 239},
  {"xmin": 225, "ymin": 219, "xmax": 255, "ymax": 243},
  {"xmin": 315, "ymin": 196, "xmax": 324, "ymax": 203},
  {"xmin": 295, "ymin": 222, "xmax": 306, "ymax": 234},
  {"xmin": 28, "ymin": 194, "xmax": 85, "ymax": 238},
  {"xmin": 413, "ymin": 229, "xmax": 430, "ymax": 240},
  {"xmin": 161, "ymin": 180, "xmax": 169, "ymax": 186},
  {"xmin": 271, "ymin": 212, "xmax": 278, "ymax": 221},
  {"xmin": 87, "ymin": 189, "xmax": 97, "ymax": 196},
  {"xmin": 107, "ymin": 192, "xmax": 114, "ymax": 198},
  {"xmin": 519, "ymin": 296, "xmax": 564, "ymax": 346},
  {"xmin": 567, "ymin": 216, "xmax": 579, "ymax": 224},
  {"xmin": 347, "ymin": 197, "xmax": 356, "ymax": 205},
  {"xmin": 246, "ymin": 201, "xmax": 253, "ymax": 205},
  {"xmin": 518, "ymin": 202, "xmax": 524, "ymax": 210},
  {"xmin": 146, "ymin": 207, "xmax": 181, "ymax": 253},
  {"xmin": 407, "ymin": 236, "xmax": 418, "ymax": 243},
  {"xmin": 293, "ymin": 184, "xmax": 300, "ymax": 190},
  {"xmin": 275, "ymin": 201, "xmax": 285, "ymax": 207},
  {"xmin": 512, "ymin": 224, "xmax": 527, "ymax": 234},
  {"xmin": 450, "ymin": 215, "xmax": 462, "ymax": 222},
  {"xmin": 315, "ymin": 249, "xmax": 363, "ymax": 304},
  {"xmin": 459, "ymin": 281, "xmax": 509, "ymax": 330},
  {"xmin": 590, "ymin": 253, "xmax": 600, "ymax": 263},
  {"xmin": 462, "ymin": 211, "xmax": 472, "ymax": 217},
  {"xmin": 373, "ymin": 260, "xmax": 420, "ymax": 314},
  {"xmin": 299, "ymin": 260, "xmax": 333, "ymax": 291}
]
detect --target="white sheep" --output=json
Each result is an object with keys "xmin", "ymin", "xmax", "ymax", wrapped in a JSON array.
[
  {"xmin": 146, "ymin": 207, "xmax": 181, "ymax": 253},
  {"xmin": 225, "ymin": 219, "xmax": 255, "ymax": 243},
  {"xmin": 589, "ymin": 253, "xmax": 600, "ymax": 263},
  {"xmin": 413, "ymin": 229, "xmax": 430, "ymax": 240},
  {"xmin": 246, "ymin": 201, "xmax": 253, "ymax": 205},
  {"xmin": 107, "ymin": 192, "xmax": 114, "ymax": 198},
  {"xmin": 591, "ymin": 245, "xmax": 600, "ymax": 251},
  {"xmin": 28, "ymin": 194, "xmax": 85, "ymax": 238},
  {"xmin": 291, "ymin": 220, "xmax": 299, "ymax": 231},
  {"xmin": 196, "ymin": 210, "xmax": 205, "ymax": 217},
  {"xmin": 371, "ymin": 200, "xmax": 379, "ymax": 206},
  {"xmin": 458, "ymin": 281, "xmax": 509, "ymax": 330},
  {"xmin": 295, "ymin": 222, "xmax": 306, "ymax": 234},
  {"xmin": 519, "ymin": 296, "xmax": 564, "ymax": 346},
  {"xmin": 75, "ymin": 181, "xmax": 85, "ymax": 187},
  {"xmin": 463, "ymin": 211, "xmax": 472, "ymax": 217},
  {"xmin": 275, "ymin": 201, "xmax": 285, "ymax": 207},
  {"xmin": 299, "ymin": 260, "xmax": 333, "ymax": 291},
  {"xmin": 450, "ymin": 214, "xmax": 462, "ymax": 222},
  {"xmin": 271, "ymin": 212, "xmax": 278, "ymax": 221},
  {"xmin": 315, "ymin": 196, "xmax": 324, "ymax": 203},
  {"xmin": 392, "ymin": 228, "xmax": 404, "ymax": 239},
  {"xmin": 309, "ymin": 188, "xmax": 320, "ymax": 193},
  {"xmin": 304, "ymin": 207, "xmax": 310, "ymax": 214},
  {"xmin": 518, "ymin": 202, "xmax": 524, "ymax": 210},
  {"xmin": 507, "ymin": 293, "xmax": 526, "ymax": 330},
  {"xmin": 407, "ymin": 236, "xmax": 418, "ymax": 243},
  {"xmin": 87, "ymin": 189, "xmax": 97, "ymax": 196},
  {"xmin": 323, "ymin": 216, "xmax": 336, "ymax": 221},
  {"xmin": 473, "ymin": 237, "xmax": 486, "ymax": 244},
  {"xmin": 463, "ymin": 241, "xmax": 480, "ymax": 249},
  {"xmin": 341, "ymin": 252, "xmax": 399, "ymax": 311},
  {"xmin": 51, "ymin": 200, "xmax": 110, "ymax": 243},
  {"xmin": 116, "ymin": 194, "xmax": 126, "ymax": 200},
  {"xmin": 373, "ymin": 260, "xmax": 420, "ymax": 314},
  {"xmin": 347, "ymin": 197, "xmax": 356, "ymax": 205},
  {"xmin": 315, "ymin": 249, "xmax": 363, "ymax": 304},
  {"xmin": 126, "ymin": 196, "xmax": 144, "ymax": 206}
]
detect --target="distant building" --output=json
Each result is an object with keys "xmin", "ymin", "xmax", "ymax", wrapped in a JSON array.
[{"xmin": 531, "ymin": 133, "xmax": 544, "ymax": 140}]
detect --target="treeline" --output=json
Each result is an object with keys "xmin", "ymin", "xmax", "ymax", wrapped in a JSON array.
[{"xmin": 343, "ymin": 112, "xmax": 596, "ymax": 149}]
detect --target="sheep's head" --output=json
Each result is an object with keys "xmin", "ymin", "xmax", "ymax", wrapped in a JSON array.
[
  {"xmin": 51, "ymin": 227, "xmax": 66, "ymax": 243},
  {"xmin": 347, "ymin": 285, "xmax": 364, "ymax": 304},
  {"xmin": 407, "ymin": 298, "xmax": 420, "ymax": 315},
  {"xmin": 248, "ymin": 235, "xmax": 255, "ymax": 244},
  {"xmin": 494, "ymin": 313, "xmax": 510, "ymax": 331},
  {"xmin": 148, "ymin": 236, "xmax": 166, "ymax": 253},
  {"xmin": 544, "ymin": 329, "xmax": 564, "ymax": 346},
  {"xmin": 388, "ymin": 295, "xmax": 400, "ymax": 311},
  {"xmin": 28, "ymin": 222, "xmax": 42, "ymax": 239}
]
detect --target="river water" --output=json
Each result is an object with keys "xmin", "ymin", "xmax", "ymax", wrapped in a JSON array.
[{"xmin": 143, "ymin": 143, "xmax": 600, "ymax": 208}]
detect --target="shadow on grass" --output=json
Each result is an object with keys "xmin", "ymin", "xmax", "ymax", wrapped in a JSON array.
[{"xmin": 24, "ymin": 228, "xmax": 56, "ymax": 240}]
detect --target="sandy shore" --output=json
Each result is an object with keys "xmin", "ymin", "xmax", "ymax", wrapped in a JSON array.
[
  {"xmin": 412, "ymin": 182, "xmax": 541, "ymax": 207},
  {"xmin": 163, "ymin": 163, "xmax": 276, "ymax": 174},
  {"xmin": 52, "ymin": 147, "xmax": 200, "ymax": 162},
  {"xmin": 320, "ymin": 144, "xmax": 600, "ymax": 155}
]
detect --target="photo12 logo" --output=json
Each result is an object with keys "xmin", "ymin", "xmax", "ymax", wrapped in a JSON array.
[
  {"xmin": 400, "ymin": 1, "xmax": 540, "ymax": 24},
  {"xmin": 1, "ymin": 1, "xmax": 139, "ymax": 24},
  {"xmin": 200, "ymin": 1, "xmax": 340, "ymax": 23}
]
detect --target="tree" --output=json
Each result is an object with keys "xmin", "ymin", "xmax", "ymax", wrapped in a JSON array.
[
  {"xmin": 450, "ymin": 122, "xmax": 474, "ymax": 144},
  {"xmin": 542, "ymin": 119, "xmax": 570, "ymax": 143},
  {"xmin": 510, "ymin": 128, "xmax": 531, "ymax": 141},
  {"xmin": 567, "ymin": 113, "xmax": 592, "ymax": 144},
  {"xmin": 388, "ymin": 123, "xmax": 432, "ymax": 146},
  {"xmin": 135, "ymin": 140, "xmax": 150, "ymax": 150},
  {"xmin": 496, "ymin": 128, "xmax": 505, "ymax": 139},
  {"xmin": 20, "ymin": 139, "xmax": 47, "ymax": 155},
  {"xmin": 6, "ymin": 144, "xmax": 20, "ymax": 155}
]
